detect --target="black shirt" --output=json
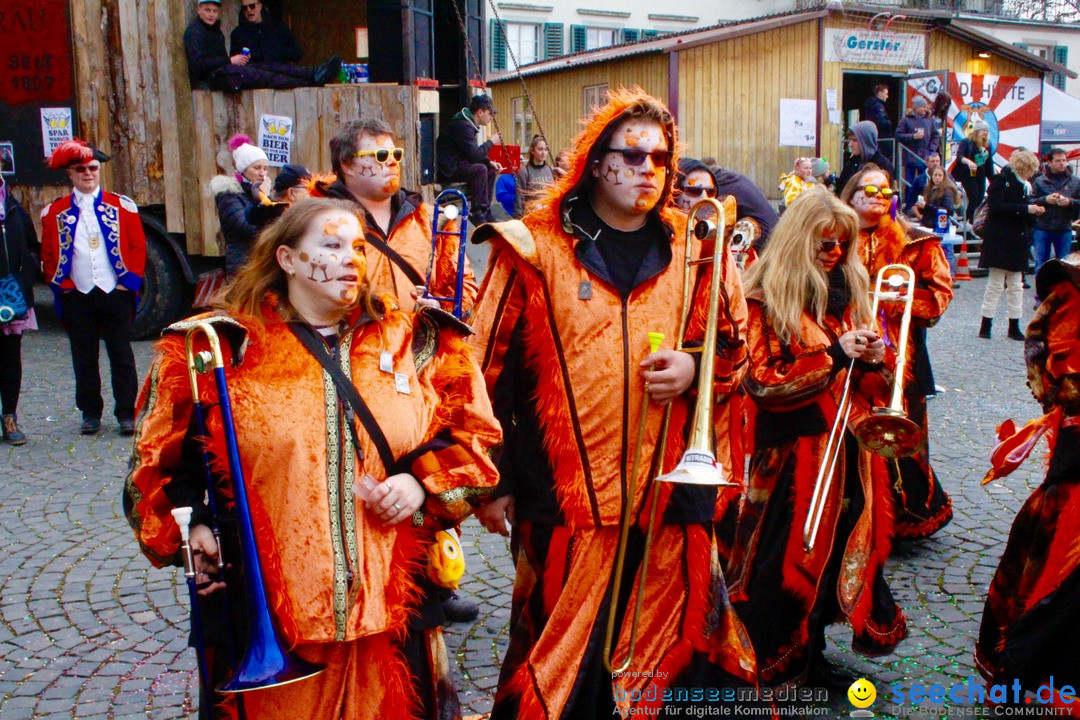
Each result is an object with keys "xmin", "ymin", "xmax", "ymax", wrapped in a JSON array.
[{"xmin": 568, "ymin": 199, "xmax": 669, "ymax": 298}]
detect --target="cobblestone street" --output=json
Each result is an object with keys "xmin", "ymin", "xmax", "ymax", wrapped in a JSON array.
[{"xmin": 0, "ymin": 276, "xmax": 1048, "ymax": 719}]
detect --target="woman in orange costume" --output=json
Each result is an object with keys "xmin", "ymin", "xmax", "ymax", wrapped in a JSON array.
[
  {"xmin": 977, "ymin": 253, "xmax": 1080, "ymax": 693},
  {"xmin": 727, "ymin": 189, "xmax": 908, "ymax": 687},
  {"xmin": 470, "ymin": 88, "xmax": 757, "ymax": 718},
  {"xmin": 841, "ymin": 164, "xmax": 954, "ymax": 539},
  {"xmin": 123, "ymin": 198, "xmax": 501, "ymax": 720}
]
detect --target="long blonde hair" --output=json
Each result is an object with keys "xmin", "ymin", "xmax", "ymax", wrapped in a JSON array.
[
  {"xmin": 216, "ymin": 198, "xmax": 381, "ymax": 323},
  {"xmin": 742, "ymin": 188, "xmax": 871, "ymax": 344}
]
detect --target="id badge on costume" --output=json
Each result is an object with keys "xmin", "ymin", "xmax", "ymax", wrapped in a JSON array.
[
  {"xmin": 394, "ymin": 372, "xmax": 411, "ymax": 395},
  {"xmin": 379, "ymin": 350, "xmax": 393, "ymax": 374}
]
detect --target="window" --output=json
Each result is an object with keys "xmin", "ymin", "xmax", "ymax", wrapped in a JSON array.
[
  {"xmin": 583, "ymin": 84, "xmax": 609, "ymax": 116},
  {"xmin": 505, "ymin": 22, "xmax": 541, "ymax": 68},
  {"xmin": 512, "ymin": 97, "xmax": 534, "ymax": 150},
  {"xmin": 586, "ymin": 27, "xmax": 617, "ymax": 50}
]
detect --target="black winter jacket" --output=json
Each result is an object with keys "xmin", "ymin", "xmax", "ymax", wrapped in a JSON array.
[
  {"xmin": 229, "ymin": 10, "xmax": 302, "ymax": 64},
  {"xmin": 211, "ymin": 176, "xmax": 284, "ymax": 273},
  {"xmin": 711, "ymin": 165, "xmax": 779, "ymax": 249},
  {"xmin": 836, "ymin": 152, "xmax": 895, "ymax": 198},
  {"xmin": 184, "ymin": 18, "xmax": 230, "ymax": 84},
  {"xmin": 1031, "ymin": 168, "xmax": 1080, "ymax": 232},
  {"xmin": 981, "ymin": 166, "xmax": 1035, "ymax": 272},
  {"xmin": 1, "ymin": 190, "xmax": 39, "ymax": 304},
  {"xmin": 863, "ymin": 96, "xmax": 893, "ymax": 138},
  {"xmin": 436, "ymin": 109, "xmax": 493, "ymax": 180}
]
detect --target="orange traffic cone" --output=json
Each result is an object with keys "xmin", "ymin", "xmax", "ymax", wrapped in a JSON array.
[{"xmin": 954, "ymin": 234, "xmax": 973, "ymax": 281}]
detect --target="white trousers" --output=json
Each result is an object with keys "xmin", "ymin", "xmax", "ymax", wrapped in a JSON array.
[{"xmin": 980, "ymin": 268, "xmax": 1023, "ymax": 320}]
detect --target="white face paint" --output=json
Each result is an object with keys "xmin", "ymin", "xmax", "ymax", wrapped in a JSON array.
[
  {"xmin": 343, "ymin": 133, "xmax": 401, "ymax": 202},
  {"xmin": 850, "ymin": 170, "xmax": 890, "ymax": 224},
  {"xmin": 279, "ymin": 210, "xmax": 366, "ymax": 318},
  {"xmin": 591, "ymin": 118, "xmax": 667, "ymax": 223}
]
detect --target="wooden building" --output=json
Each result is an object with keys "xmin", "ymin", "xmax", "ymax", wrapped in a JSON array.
[{"xmin": 487, "ymin": 3, "xmax": 1073, "ymax": 199}]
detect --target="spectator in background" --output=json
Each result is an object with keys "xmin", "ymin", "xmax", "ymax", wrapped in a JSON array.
[
  {"xmin": 270, "ymin": 163, "xmax": 311, "ymax": 204},
  {"xmin": 896, "ymin": 96, "xmax": 939, "ymax": 197},
  {"xmin": 978, "ymin": 150, "xmax": 1044, "ymax": 341},
  {"xmin": 552, "ymin": 149, "xmax": 571, "ymax": 180},
  {"xmin": 183, "ymin": 0, "xmax": 340, "ymax": 92},
  {"xmin": 778, "ymin": 157, "xmax": 814, "ymax": 213},
  {"xmin": 514, "ymin": 135, "xmax": 554, "ymax": 218},
  {"xmin": 904, "ymin": 152, "xmax": 941, "ymax": 215},
  {"xmin": 837, "ymin": 121, "xmax": 895, "ymax": 194},
  {"xmin": 811, "ymin": 157, "xmax": 836, "ymax": 193},
  {"xmin": 229, "ymin": 0, "xmax": 302, "ymax": 65},
  {"xmin": 210, "ymin": 134, "xmax": 284, "ymax": 275},
  {"xmin": 436, "ymin": 94, "xmax": 503, "ymax": 226},
  {"xmin": 863, "ymin": 82, "xmax": 893, "ymax": 139},
  {"xmin": 952, "ymin": 119, "xmax": 995, "ymax": 223},
  {"xmin": 711, "ymin": 162, "xmax": 779, "ymax": 249},
  {"xmin": 913, "ymin": 165, "xmax": 963, "ymax": 279},
  {"xmin": 0, "ymin": 176, "xmax": 38, "ymax": 445},
  {"xmin": 674, "ymin": 157, "xmax": 719, "ymax": 211},
  {"xmin": 40, "ymin": 140, "xmax": 145, "ymax": 437},
  {"xmin": 1031, "ymin": 148, "xmax": 1080, "ymax": 278}
]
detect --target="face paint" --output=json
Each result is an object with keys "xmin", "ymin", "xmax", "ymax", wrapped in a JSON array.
[
  {"xmin": 285, "ymin": 211, "xmax": 366, "ymax": 316},
  {"xmin": 344, "ymin": 133, "xmax": 401, "ymax": 201},
  {"xmin": 592, "ymin": 118, "xmax": 667, "ymax": 222},
  {"xmin": 850, "ymin": 171, "xmax": 890, "ymax": 223}
]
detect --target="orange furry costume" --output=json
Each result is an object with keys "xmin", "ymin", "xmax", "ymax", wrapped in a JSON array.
[
  {"xmin": 469, "ymin": 88, "xmax": 756, "ymax": 719},
  {"xmin": 312, "ymin": 180, "xmax": 478, "ymax": 317},
  {"xmin": 728, "ymin": 290, "xmax": 908, "ymax": 685},
  {"xmin": 123, "ymin": 298, "xmax": 500, "ymax": 719},
  {"xmin": 858, "ymin": 214, "xmax": 954, "ymax": 538}
]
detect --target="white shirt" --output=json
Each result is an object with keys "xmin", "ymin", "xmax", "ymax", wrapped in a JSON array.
[{"xmin": 70, "ymin": 187, "xmax": 118, "ymax": 294}]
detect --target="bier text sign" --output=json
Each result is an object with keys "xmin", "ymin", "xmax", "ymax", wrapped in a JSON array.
[{"xmin": 258, "ymin": 114, "xmax": 293, "ymax": 167}]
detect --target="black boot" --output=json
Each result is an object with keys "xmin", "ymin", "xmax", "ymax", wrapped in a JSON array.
[
  {"xmin": 979, "ymin": 317, "xmax": 992, "ymax": 339},
  {"xmin": 1008, "ymin": 318, "xmax": 1025, "ymax": 341}
]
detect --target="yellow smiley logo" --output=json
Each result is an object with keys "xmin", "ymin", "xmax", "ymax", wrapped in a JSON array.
[{"xmin": 848, "ymin": 678, "xmax": 876, "ymax": 709}]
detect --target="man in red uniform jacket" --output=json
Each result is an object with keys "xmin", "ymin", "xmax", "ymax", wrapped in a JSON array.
[{"xmin": 40, "ymin": 139, "xmax": 146, "ymax": 435}]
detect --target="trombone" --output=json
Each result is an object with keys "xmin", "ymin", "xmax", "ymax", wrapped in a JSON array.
[
  {"xmin": 603, "ymin": 198, "xmax": 738, "ymax": 674},
  {"xmin": 803, "ymin": 264, "xmax": 921, "ymax": 552},
  {"xmin": 422, "ymin": 188, "xmax": 469, "ymax": 319},
  {"xmin": 184, "ymin": 321, "xmax": 325, "ymax": 693}
]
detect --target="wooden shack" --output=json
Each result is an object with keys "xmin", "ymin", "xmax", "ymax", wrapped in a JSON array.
[
  {"xmin": 487, "ymin": 4, "xmax": 1073, "ymax": 199},
  {"xmin": 2, "ymin": 0, "xmax": 478, "ymax": 257}
]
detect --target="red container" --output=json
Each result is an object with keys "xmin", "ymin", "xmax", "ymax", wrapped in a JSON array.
[{"xmin": 488, "ymin": 144, "xmax": 521, "ymax": 174}]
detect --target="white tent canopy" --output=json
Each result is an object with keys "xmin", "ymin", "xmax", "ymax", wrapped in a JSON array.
[{"xmin": 1041, "ymin": 82, "xmax": 1080, "ymax": 144}]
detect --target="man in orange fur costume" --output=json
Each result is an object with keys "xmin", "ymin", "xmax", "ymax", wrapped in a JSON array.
[
  {"xmin": 470, "ymin": 88, "xmax": 757, "ymax": 719},
  {"xmin": 312, "ymin": 117, "xmax": 478, "ymax": 318},
  {"xmin": 977, "ymin": 253, "xmax": 1080, "ymax": 693},
  {"xmin": 123, "ymin": 198, "xmax": 500, "ymax": 719},
  {"xmin": 841, "ymin": 164, "xmax": 954, "ymax": 539}
]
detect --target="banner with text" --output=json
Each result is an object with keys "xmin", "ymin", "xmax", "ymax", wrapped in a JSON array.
[
  {"xmin": 824, "ymin": 28, "xmax": 925, "ymax": 68},
  {"xmin": 945, "ymin": 74, "xmax": 1041, "ymax": 168},
  {"xmin": 258, "ymin": 114, "xmax": 293, "ymax": 167}
]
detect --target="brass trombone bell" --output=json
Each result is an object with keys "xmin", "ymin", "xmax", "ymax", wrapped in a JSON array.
[{"xmin": 851, "ymin": 266, "xmax": 921, "ymax": 459}]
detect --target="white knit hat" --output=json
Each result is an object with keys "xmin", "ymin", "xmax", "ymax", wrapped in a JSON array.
[{"xmin": 232, "ymin": 143, "xmax": 268, "ymax": 174}]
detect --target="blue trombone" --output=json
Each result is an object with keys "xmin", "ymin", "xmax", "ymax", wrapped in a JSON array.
[
  {"xmin": 184, "ymin": 321, "xmax": 325, "ymax": 693},
  {"xmin": 422, "ymin": 189, "xmax": 469, "ymax": 320}
]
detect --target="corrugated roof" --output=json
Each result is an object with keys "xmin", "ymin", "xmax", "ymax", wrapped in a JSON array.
[{"xmin": 487, "ymin": 1, "xmax": 1072, "ymax": 83}]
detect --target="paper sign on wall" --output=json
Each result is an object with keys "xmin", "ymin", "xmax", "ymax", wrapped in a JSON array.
[
  {"xmin": 258, "ymin": 114, "xmax": 293, "ymax": 167},
  {"xmin": 779, "ymin": 99, "xmax": 817, "ymax": 147},
  {"xmin": 40, "ymin": 107, "xmax": 73, "ymax": 157}
]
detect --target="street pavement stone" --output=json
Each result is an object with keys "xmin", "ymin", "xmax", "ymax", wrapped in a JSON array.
[{"xmin": 0, "ymin": 278, "xmax": 1050, "ymax": 718}]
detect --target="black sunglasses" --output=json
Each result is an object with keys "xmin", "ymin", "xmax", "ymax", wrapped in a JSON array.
[
  {"xmin": 242, "ymin": 2, "xmax": 259, "ymax": 9},
  {"xmin": 819, "ymin": 239, "xmax": 852, "ymax": 252},
  {"xmin": 680, "ymin": 186, "xmax": 717, "ymax": 198},
  {"xmin": 354, "ymin": 148, "xmax": 405, "ymax": 164},
  {"xmin": 603, "ymin": 147, "xmax": 672, "ymax": 167}
]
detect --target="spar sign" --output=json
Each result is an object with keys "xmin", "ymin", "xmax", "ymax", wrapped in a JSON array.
[{"xmin": 945, "ymin": 74, "xmax": 1042, "ymax": 167}]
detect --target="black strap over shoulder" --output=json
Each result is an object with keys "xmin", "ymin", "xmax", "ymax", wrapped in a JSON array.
[
  {"xmin": 365, "ymin": 230, "xmax": 425, "ymax": 287},
  {"xmin": 288, "ymin": 322, "xmax": 396, "ymax": 471}
]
